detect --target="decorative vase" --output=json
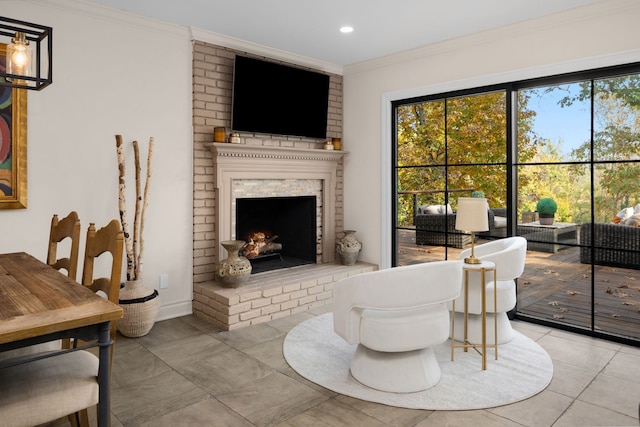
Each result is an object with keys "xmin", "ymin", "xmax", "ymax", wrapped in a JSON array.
[
  {"xmin": 336, "ymin": 230, "xmax": 362, "ymax": 266},
  {"xmin": 539, "ymin": 214, "xmax": 555, "ymax": 225},
  {"xmin": 218, "ymin": 240, "xmax": 252, "ymax": 287},
  {"xmin": 117, "ymin": 279, "xmax": 160, "ymax": 337}
]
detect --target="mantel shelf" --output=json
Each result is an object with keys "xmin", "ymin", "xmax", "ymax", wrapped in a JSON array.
[{"xmin": 205, "ymin": 142, "xmax": 348, "ymax": 162}]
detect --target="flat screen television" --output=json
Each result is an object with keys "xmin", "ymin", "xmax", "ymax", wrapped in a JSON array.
[{"xmin": 231, "ymin": 55, "xmax": 330, "ymax": 139}]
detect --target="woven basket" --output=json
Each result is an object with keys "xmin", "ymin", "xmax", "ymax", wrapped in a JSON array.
[{"xmin": 117, "ymin": 280, "xmax": 160, "ymax": 337}]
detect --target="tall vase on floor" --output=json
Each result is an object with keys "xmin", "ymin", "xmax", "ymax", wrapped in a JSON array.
[
  {"xmin": 117, "ymin": 279, "xmax": 160, "ymax": 337},
  {"xmin": 218, "ymin": 240, "xmax": 252, "ymax": 287},
  {"xmin": 336, "ymin": 230, "xmax": 362, "ymax": 265}
]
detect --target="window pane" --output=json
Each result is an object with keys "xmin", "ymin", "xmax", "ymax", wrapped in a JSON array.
[
  {"xmin": 447, "ymin": 164, "xmax": 507, "ymax": 209},
  {"xmin": 447, "ymin": 92, "xmax": 507, "ymax": 165},
  {"xmin": 397, "ymin": 101, "xmax": 445, "ymax": 167},
  {"xmin": 594, "ymin": 162, "xmax": 640, "ymax": 223},
  {"xmin": 518, "ymin": 83, "xmax": 591, "ymax": 164},
  {"xmin": 518, "ymin": 163, "xmax": 591, "ymax": 224},
  {"xmin": 592, "ymin": 74, "xmax": 640, "ymax": 162}
]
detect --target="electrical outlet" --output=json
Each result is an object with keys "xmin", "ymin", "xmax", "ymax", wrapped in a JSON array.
[{"xmin": 159, "ymin": 274, "xmax": 169, "ymax": 289}]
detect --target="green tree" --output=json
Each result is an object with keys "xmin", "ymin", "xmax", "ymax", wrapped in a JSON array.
[
  {"xmin": 557, "ymin": 75, "xmax": 640, "ymax": 220},
  {"xmin": 396, "ymin": 91, "xmax": 538, "ymax": 225}
]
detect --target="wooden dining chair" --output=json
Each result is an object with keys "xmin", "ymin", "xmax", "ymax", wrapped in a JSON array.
[
  {"xmin": 47, "ymin": 211, "xmax": 81, "ymax": 281},
  {"xmin": 80, "ymin": 219, "xmax": 125, "ymax": 363},
  {"xmin": 69, "ymin": 219, "xmax": 125, "ymax": 427},
  {"xmin": 0, "ymin": 220, "xmax": 124, "ymax": 427}
]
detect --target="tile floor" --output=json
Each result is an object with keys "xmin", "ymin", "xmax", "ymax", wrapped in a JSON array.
[{"xmin": 65, "ymin": 305, "xmax": 640, "ymax": 426}]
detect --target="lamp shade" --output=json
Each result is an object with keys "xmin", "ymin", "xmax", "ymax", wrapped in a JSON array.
[{"xmin": 455, "ymin": 197, "xmax": 489, "ymax": 232}]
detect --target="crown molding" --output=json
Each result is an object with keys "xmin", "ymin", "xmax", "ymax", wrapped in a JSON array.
[
  {"xmin": 345, "ymin": 0, "xmax": 639, "ymax": 76},
  {"xmin": 36, "ymin": 0, "xmax": 190, "ymax": 37},
  {"xmin": 190, "ymin": 27, "xmax": 343, "ymax": 76}
]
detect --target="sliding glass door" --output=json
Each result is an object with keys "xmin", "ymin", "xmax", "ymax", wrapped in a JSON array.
[
  {"xmin": 394, "ymin": 90, "xmax": 508, "ymax": 264},
  {"xmin": 393, "ymin": 64, "xmax": 640, "ymax": 344},
  {"xmin": 516, "ymin": 75, "xmax": 640, "ymax": 339}
]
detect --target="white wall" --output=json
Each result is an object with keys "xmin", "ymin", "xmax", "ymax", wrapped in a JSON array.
[
  {"xmin": 342, "ymin": 0, "xmax": 640, "ymax": 269},
  {"xmin": 2, "ymin": 0, "xmax": 194, "ymax": 320},
  {"xmin": 5, "ymin": 0, "xmax": 640, "ymax": 319}
]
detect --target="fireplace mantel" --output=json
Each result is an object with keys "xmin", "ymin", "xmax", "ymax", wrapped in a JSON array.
[
  {"xmin": 208, "ymin": 142, "xmax": 346, "ymax": 162},
  {"xmin": 206, "ymin": 143, "xmax": 346, "ymax": 264}
]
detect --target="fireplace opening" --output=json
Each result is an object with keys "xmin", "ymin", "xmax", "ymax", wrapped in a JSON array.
[{"xmin": 236, "ymin": 196, "xmax": 317, "ymax": 274}]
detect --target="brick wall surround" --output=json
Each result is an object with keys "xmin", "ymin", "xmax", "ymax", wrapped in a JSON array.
[
  {"xmin": 193, "ymin": 41, "xmax": 344, "ymax": 285},
  {"xmin": 192, "ymin": 41, "xmax": 354, "ymax": 330}
]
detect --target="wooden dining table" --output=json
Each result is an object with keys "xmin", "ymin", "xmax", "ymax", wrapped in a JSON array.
[{"xmin": 0, "ymin": 252, "xmax": 123, "ymax": 427}]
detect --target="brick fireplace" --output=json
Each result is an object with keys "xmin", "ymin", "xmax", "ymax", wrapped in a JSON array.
[
  {"xmin": 191, "ymin": 41, "xmax": 377, "ymax": 330},
  {"xmin": 192, "ymin": 143, "xmax": 376, "ymax": 330}
]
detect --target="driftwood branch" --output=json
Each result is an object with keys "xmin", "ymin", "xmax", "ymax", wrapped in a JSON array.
[
  {"xmin": 132, "ymin": 141, "xmax": 141, "ymax": 279},
  {"xmin": 137, "ymin": 136, "xmax": 154, "ymax": 280},
  {"xmin": 116, "ymin": 134, "xmax": 154, "ymax": 282},
  {"xmin": 116, "ymin": 135, "xmax": 135, "ymax": 281}
]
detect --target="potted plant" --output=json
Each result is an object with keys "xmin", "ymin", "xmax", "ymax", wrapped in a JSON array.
[
  {"xmin": 115, "ymin": 134, "xmax": 160, "ymax": 337},
  {"xmin": 536, "ymin": 197, "xmax": 557, "ymax": 225}
]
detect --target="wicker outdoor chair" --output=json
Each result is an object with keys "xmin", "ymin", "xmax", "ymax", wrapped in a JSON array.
[
  {"xmin": 580, "ymin": 222, "xmax": 640, "ymax": 269},
  {"xmin": 415, "ymin": 210, "xmax": 496, "ymax": 248}
]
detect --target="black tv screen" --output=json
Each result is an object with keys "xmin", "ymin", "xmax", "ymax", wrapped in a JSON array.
[{"xmin": 231, "ymin": 55, "xmax": 330, "ymax": 139}]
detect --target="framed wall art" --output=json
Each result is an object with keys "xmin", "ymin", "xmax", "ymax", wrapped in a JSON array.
[{"xmin": 0, "ymin": 44, "xmax": 27, "ymax": 209}]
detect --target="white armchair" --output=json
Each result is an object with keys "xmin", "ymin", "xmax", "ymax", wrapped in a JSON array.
[
  {"xmin": 450, "ymin": 236, "xmax": 527, "ymax": 345},
  {"xmin": 333, "ymin": 260, "xmax": 462, "ymax": 393}
]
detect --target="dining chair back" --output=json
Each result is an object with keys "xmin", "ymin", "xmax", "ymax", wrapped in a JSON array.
[
  {"xmin": 47, "ymin": 211, "xmax": 81, "ymax": 281},
  {"xmin": 81, "ymin": 219, "xmax": 125, "ymax": 303},
  {"xmin": 81, "ymin": 220, "xmax": 125, "ymax": 360},
  {"xmin": 72, "ymin": 219, "xmax": 125, "ymax": 427}
]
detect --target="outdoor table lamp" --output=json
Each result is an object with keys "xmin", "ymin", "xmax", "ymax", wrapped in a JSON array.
[{"xmin": 455, "ymin": 197, "xmax": 489, "ymax": 264}]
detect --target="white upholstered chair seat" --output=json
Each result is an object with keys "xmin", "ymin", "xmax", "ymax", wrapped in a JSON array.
[
  {"xmin": 0, "ymin": 351, "xmax": 99, "ymax": 427},
  {"xmin": 334, "ymin": 260, "xmax": 462, "ymax": 393},
  {"xmin": 360, "ymin": 305, "xmax": 450, "ymax": 352}
]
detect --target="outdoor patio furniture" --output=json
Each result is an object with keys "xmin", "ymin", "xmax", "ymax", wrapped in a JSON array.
[
  {"xmin": 416, "ymin": 209, "xmax": 499, "ymax": 248},
  {"xmin": 580, "ymin": 222, "xmax": 640, "ymax": 269},
  {"xmin": 481, "ymin": 208, "xmax": 507, "ymax": 239},
  {"xmin": 517, "ymin": 221, "xmax": 578, "ymax": 253}
]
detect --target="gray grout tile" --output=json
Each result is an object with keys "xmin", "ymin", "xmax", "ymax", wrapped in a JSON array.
[{"xmin": 103, "ymin": 313, "xmax": 640, "ymax": 427}]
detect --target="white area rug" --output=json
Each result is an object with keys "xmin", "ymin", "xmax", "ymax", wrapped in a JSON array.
[{"xmin": 283, "ymin": 313, "xmax": 553, "ymax": 410}]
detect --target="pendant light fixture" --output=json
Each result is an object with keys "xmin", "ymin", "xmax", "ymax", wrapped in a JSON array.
[{"xmin": 1, "ymin": 16, "xmax": 52, "ymax": 90}]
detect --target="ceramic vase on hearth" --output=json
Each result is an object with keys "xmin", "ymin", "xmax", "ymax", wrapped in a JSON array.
[
  {"xmin": 336, "ymin": 230, "xmax": 362, "ymax": 266},
  {"xmin": 218, "ymin": 240, "xmax": 252, "ymax": 287}
]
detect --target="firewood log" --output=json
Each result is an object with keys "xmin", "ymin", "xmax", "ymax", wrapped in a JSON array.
[{"xmin": 258, "ymin": 243, "xmax": 282, "ymax": 254}]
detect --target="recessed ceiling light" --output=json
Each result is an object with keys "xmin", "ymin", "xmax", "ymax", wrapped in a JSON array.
[{"xmin": 340, "ymin": 26, "xmax": 354, "ymax": 34}]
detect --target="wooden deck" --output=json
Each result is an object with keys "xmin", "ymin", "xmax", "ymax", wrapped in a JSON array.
[{"xmin": 397, "ymin": 229, "xmax": 640, "ymax": 341}]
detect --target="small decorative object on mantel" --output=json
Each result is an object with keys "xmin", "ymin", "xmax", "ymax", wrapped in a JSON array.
[
  {"xmin": 336, "ymin": 230, "xmax": 362, "ymax": 265},
  {"xmin": 324, "ymin": 140, "xmax": 334, "ymax": 150},
  {"xmin": 217, "ymin": 240, "xmax": 252, "ymax": 287},
  {"xmin": 115, "ymin": 134, "xmax": 161, "ymax": 337},
  {"xmin": 331, "ymin": 138, "xmax": 342, "ymax": 150},
  {"xmin": 229, "ymin": 132, "xmax": 241, "ymax": 144},
  {"xmin": 213, "ymin": 127, "xmax": 226, "ymax": 142},
  {"xmin": 536, "ymin": 197, "xmax": 558, "ymax": 225}
]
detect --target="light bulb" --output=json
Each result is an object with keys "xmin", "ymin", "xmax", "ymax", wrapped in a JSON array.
[{"xmin": 7, "ymin": 32, "xmax": 32, "ymax": 78}]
